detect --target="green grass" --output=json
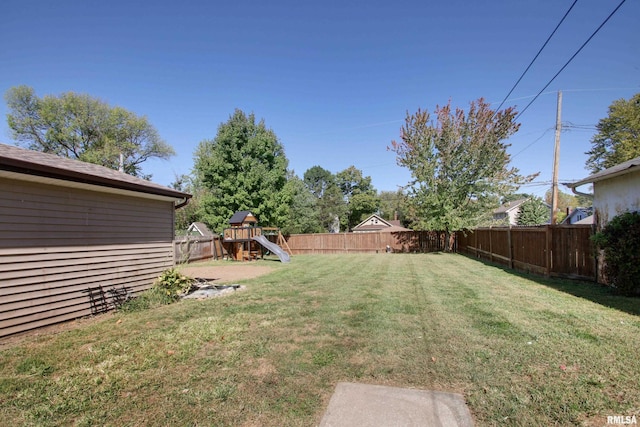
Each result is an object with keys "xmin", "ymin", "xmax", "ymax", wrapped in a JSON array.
[{"xmin": 1, "ymin": 254, "xmax": 638, "ymax": 426}]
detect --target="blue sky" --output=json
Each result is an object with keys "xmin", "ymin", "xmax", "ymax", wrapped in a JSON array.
[{"xmin": 1, "ymin": 0, "xmax": 638, "ymax": 197}]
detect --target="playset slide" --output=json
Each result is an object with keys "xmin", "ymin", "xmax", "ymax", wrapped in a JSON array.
[{"xmin": 251, "ymin": 235, "xmax": 291, "ymax": 263}]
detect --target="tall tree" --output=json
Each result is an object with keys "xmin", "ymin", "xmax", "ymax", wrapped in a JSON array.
[
  {"xmin": 5, "ymin": 85, "xmax": 174, "ymax": 177},
  {"xmin": 378, "ymin": 189, "xmax": 410, "ymax": 225},
  {"xmin": 516, "ymin": 197, "xmax": 550, "ymax": 226},
  {"xmin": 280, "ymin": 173, "xmax": 323, "ymax": 235},
  {"xmin": 336, "ymin": 166, "xmax": 379, "ymax": 230},
  {"xmin": 502, "ymin": 193, "xmax": 533, "ymax": 203},
  {"xmin": 319, "ymin": 185, "xmax": 346, "ymax": 233},
  {"xmin": 586, "ymin": 93, "xmax": 640, "ymax": 173},
  {"xmin": 174, "ymin": 188, "xmax": 204, "ymax": 234},
  {"xmin": 544, "ymin": 188, "xmax": 582, "ymax": 213},
  {"xmin": 302, "ymin": 166, "xmax": 347, "ymax": 232},
  {"xmin": 303, "ymin": 165, "xmax": 335, "ymax": 198},
  {"xmin": 193, "ymin": 109, "xmax": 289, "ymax": 232},
  {"xmin": 389, "ymin": 98, "xmax": 535, "ymax": 248}
]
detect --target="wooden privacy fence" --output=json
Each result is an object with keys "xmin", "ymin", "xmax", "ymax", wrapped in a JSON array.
[
  {"xmin": 284, "ymin": 231, "xmax": 448, "ymax": 254},
  {"xmin": 174, "ymin": 226, "xmax": 596, "ymax": 281},
  {"xmin": 174, "ymin": 236, "xmax": 226, "ymax": 263},
  {"xmin": 455, "ymin": 225, "xmax": 596, "ymax": 281}
]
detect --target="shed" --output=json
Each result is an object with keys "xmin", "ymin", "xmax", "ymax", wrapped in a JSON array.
[
  {"xmin": 0, "ymin": 143, "xmax": 191, "ymax": 338},
  {"xmin": 568, "ymin": 156, "xmax": 640, "ymax": 229}
]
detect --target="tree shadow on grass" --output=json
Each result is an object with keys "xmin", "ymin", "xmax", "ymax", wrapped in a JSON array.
[{"xmin": 462, "ymin": 254, "xmax": 640, "ymax": 317}]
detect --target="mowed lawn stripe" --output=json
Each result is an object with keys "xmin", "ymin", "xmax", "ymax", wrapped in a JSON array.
[{"xmin": 0, "ymin": 253, "xmax": 638, "ymax": 426}]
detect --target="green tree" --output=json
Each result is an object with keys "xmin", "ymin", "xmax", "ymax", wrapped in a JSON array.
[
  {"xmin": 303, "ymin": 166, "xmax": 346, "ymax": 232},
  {"xmin": 516, "ymin": 197, "xmax": 550, "ymax": 226},
  {"xmin": 280, "ymin": 173, "xmax": 323, "ymax": 235},
  {"xmin": 170, "ymin": 173, "xmax": 193, "ymax": 192},
  {"xmin": 336, "ymin": 166, "xmax": 380, "ymax": 230},
  {"xmin": 586, "ymin": 93, "xmax": 640, "ymax": 173},
  {"xmin": 378, "ymin": 190, "xmax": 410, "ymax": 225},
  {"xmin": 169, "ymin": 173, "xmax": 201, "ymax": 235},
  {"xmin": 502, "ymin": 193, "xmax": 533, "ymax": 204},
  {"xmin": 193, "ymin": 109, "xmax": 289, "ymax": 232},
  {"xmin": 174, "ymin": 189, "xmax": 203, "ymax": 234},
  {"xmin": 544, "ymin": 188, "xmax": 583, "ymax": 223},
  {"xmin": 303, "ymin": 165, "xmax": 335, "ymax": 198},
  {"xmin": 389, "ymin": 98, "xmax": 535, "ymax": 249},
  {"xmin": 320, "ymin": 185, "xmax": 346, "ymax": 232},
  {"xmin": 5, "ymin": 85, "xmax": 174, "ymax": 177}
]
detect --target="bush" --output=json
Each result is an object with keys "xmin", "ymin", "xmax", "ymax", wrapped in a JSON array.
[
  {"xmin": 153, "ymin": 268, "xmax": 195, "ymax": 301},
  {"xmin": 118, "ymin": 269, "xmax": 195, "ymax": 312},
  {"xmin": 592, "ymin": 211, "xmax": 640, "ymax": 296}
]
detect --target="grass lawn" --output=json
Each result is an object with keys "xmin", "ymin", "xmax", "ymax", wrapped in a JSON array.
[{"xmin": 1, "ymin": 253, "xmax": 638, "ymax": 426}]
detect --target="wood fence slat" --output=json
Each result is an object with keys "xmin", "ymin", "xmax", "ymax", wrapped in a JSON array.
[{"xmin": 456, "ymin": 225, "xmax": 596, "ymax": 281}]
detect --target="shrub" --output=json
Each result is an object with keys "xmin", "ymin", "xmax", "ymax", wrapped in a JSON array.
[
  {"xmin": 153, "ymin": 268, "xmax": 195, "ymax": 301},
  {"xmin": 118, "ymin": 269, "xmax": 195, "ymax": 312},
  {"xmin": 592, "ymin": 211, "xmax": 640, "ymax": 296}
]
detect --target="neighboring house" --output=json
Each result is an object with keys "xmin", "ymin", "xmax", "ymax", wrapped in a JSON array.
[
  {"xmin": 573, "ymin": 215, "xmax": 595, "ymax": 225},
  {"xmin": 352, "ymin": 214, "xmax": 411, "ymax": 233},
  {"xmin": 493, "ymin": 198, "xmax": 552, "ymax": 225},
  {"xmin": 568, "ymin": 156, "xmax": 640, "ymax": 229},
  {"xmin": 562, "ymin": 207, "xmax": 594, "ymax": 225},
  {"xmin": 187, "ymin": 221, "xmax": 215, "ymax": 236},
  {"xmin": 492, "ymin": 199, "xmax": 527, "ymax": 225},
  {"xmin": 0, "ymin": 143, "xmax": 191, "ymax": 338}
]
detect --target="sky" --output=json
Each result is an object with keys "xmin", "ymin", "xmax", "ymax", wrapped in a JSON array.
[{"xmin": 1, "ymin": 0, "xmax": 638, "ymax": 198}]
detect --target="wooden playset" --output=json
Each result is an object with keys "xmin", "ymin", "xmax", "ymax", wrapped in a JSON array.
[{"xmin": 221, "ymin": 211, "xmax": 291, "ymax": 262}]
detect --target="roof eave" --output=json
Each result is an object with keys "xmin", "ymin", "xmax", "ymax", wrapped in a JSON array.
[
  {"xmin": 0, "ymin": 156, "xmax": 190, "ymax": 200},
  {"xmin": 568, "ymin": 159, "xmax": 640, "ymax": 189}
]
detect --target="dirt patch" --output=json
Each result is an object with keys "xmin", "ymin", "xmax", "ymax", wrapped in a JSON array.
[{"xmin": 178, "ymin": 261, "xmax": 274, "ymax": 284}]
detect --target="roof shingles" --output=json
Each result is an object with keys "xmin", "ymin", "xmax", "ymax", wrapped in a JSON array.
[{"xmin": 0, "ymin": 143, "xmax": 189, "ymax": 200}]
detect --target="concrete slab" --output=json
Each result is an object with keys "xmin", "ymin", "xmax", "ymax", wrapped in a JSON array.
[{"xmin": 319, "ymin": 382, "xmax": 474, "ymax": 427}]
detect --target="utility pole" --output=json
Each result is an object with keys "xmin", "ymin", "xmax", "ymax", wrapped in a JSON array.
[{"xmin": 551, "ymin": 90, "xmax": 562, "ymax": 224}]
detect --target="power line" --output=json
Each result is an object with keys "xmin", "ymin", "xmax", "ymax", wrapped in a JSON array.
[
  {"xmin": 515, "ymin": 0, "xmax": 628, "ymax": 121},
  {"xmin": 510, "ymin": 120, "xmax": 599, "ymax": 158},
  {"xmin": 494, "ymin": 0, "xmax": 578, "ymax": 113},
  {"xmin": 511, "ymin": 127, "xmax": 554, "ymax": 158},
  {"xmin": 563, "ymin": 121, "xmax": 597, "ymax": 132}
]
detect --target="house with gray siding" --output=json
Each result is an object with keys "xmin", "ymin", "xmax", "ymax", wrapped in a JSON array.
[{"xmin": 0, "ymin": 143, "xmax": 190, "ymax": 338}]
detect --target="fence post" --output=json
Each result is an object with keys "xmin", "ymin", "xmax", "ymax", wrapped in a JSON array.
[
  {"xmin": 507, "ymin": 225, "xmax": 513, "ymax": 270},
  {"xmin": 474, "ymin": 228, "xmax": 478, "ymax": 257},
  {"xmin": 592, "ymin": 223, "xmax": 600, "ymax": 283},
  {"xmin": 489, "ymin": 227, "xmax": 493, "ymax": 263},
  {"xmin": 545, "ymin": 225, "xmax": 552, "ymax": 277}
]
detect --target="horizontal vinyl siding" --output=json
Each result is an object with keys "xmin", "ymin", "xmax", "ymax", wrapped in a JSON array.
[
  {"xmin": 0, "ymin": 177, "xmax": 176, "ymax": 338},
  {"xmin": 0, "ymin": 178, "xmax": 173, "ymax": 248},
  {"xmin": 0, "ymin": 243, "xmax": 174, "ymax": 338}
]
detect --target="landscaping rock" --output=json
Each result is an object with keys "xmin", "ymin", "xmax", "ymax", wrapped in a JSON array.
[{"xmin": 182, "ymin": 282, "xmax": 243, "ymax": 299}]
